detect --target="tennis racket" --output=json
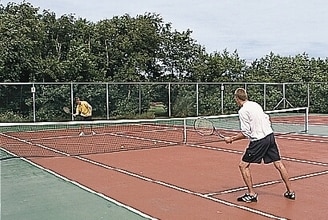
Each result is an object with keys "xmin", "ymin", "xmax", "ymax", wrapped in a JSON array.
[
  {"xmin": 63, "ymin": 107, "xmax": 76, "ymax": 116},
  {"xmin": 194, "ymin": 117, "xmax": 225, "ymax": 138},
  {"xmin": 63, "ymin": 107, "xmax": 88, "ymax": 118}
]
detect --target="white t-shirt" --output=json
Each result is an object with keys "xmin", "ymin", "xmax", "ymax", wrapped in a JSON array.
[{"xmin": 238, "ymin": 101, "xmax": 273, "ymax": 141}]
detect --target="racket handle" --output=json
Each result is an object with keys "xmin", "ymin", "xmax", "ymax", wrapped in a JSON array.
[{"xmin": 218, "ymin": 134, "xmax": 225, "ymax": 138}]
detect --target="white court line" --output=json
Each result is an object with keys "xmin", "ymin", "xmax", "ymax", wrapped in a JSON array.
[
  {"xmin": 76, "ymin": 155, "xmax": 288, "ymax": 220},
  {"xmin": 0, "ymin": 133, "xmax": 70, "ymax": 156},
  {"xmin": 276, "ymin": 135, "xmax": 328, "ymax": 143},
  {"xmin": 206, "ymin": 170, "xmax": 328, "ymax": 196},
  {"xmin": 3, "ymin": 131, "xmax": 327, "ymax": 219},
  {"xmin": 187, "ymin": 142, "xmax": 328, "ymax": 167},
  {"xmin": 281, "ymin": 156, "xmax": 328, "ymax": 166},
  {"xmin": 2, "ymin": 132, "xmax": 287, "ymax": 220},
  {"xmin": 29, "ymin": 125, "xmax": 180, "ymax": 141},
  {"xmin": 0, "ymin": 145, "xmax": 158, "ymax": 220}
]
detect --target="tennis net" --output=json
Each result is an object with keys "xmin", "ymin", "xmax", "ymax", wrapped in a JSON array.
[{"xmin": 0, "ymin": 107, "xmax": 308, "ymax": 160}]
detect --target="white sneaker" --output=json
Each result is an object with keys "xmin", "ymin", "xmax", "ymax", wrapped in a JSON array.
[
  {"xmin": 92, "ymin": 131, "xmax": 96, "ymax": 135},
  {"xmin": 79, "ymin": 132, "xmax": 85, "ymax": 136}
]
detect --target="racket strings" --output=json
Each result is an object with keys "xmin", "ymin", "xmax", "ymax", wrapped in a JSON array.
[
  {"xmin": 215, "ymin": 129, "xmax": 233, "ymax": 138},
  {"xmin": 63, "ymin": 107, "xmax": 71, "ymax": 114},
  {"xmin": 194, "ymin": 119, "xmax": 215, "ymax": 136}
]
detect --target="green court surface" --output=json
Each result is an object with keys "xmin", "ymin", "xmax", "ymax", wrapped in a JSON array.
[
  {"xmin": 308, "ymin": 124, "xmax": 328, "ymax": 136},
  {"xmin": 0, "ymin": 155, "xmax": 151, "ymax": 220}
]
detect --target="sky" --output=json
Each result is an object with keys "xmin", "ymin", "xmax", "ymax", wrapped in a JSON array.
[{"xmin": 1, "ymin": 0, "xmax": 328, "ymax": 61}]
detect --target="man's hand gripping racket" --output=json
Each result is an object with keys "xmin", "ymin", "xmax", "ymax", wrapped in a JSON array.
[
  {"xmin": 194, "ymin": 117, "xmax": 226, "ymax": 139},
  {"xmin": 63, "ymin": 107, "xmax": 78, "ymax": 117},
  {"xmin": 63, "ymin": 107, "xmax": 90, "ymax": 118}
]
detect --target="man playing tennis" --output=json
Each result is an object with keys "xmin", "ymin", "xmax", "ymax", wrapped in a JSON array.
[
  {"xmin": 224, "ymin": 88, "xmax": 295, "ymax": 202},
  {"xmin": 73, "ymin": 97, "xmax": 96, "ymax": 136}
]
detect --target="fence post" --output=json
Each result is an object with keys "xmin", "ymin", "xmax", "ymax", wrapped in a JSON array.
[
  {"xmin": 106, "ymin": 83, "xmax": 109, "ymax": 119},
  {"xmin": 283, "ymin": 83, "xmax": 286, "ymax": 108},
  {"xmin": 138, "ymin": 83, "xmax": 142, "ymax": 115},
  {"xmin": 274, "ymin": 83, "xmax": 293, "ymax": 109},
  {"xmin": 307, "ymin": 83, "xmax": 310, "ymax": 109},
  {"xmin": 168, "ymin": 83, "xmax": 171, "ymax": 117},
  {"xmin": 264, "ymin": 83, "xmax": 266, "ymax": 110},
  {"xmin": 196, "ymin": 83, "xmax": 199, "ymax": 116},
  {"xmin": 221, "ymin": 83, "xmax": 224, "ymax": 114}
]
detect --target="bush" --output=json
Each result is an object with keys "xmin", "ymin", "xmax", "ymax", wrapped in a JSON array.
[
  {"xmin": 110, "ymin": 111, "xmax": 156, "ymax": 120},
  {"xmin": 0, "ymin": 111, "xmax": 27, "ymax": 122}
]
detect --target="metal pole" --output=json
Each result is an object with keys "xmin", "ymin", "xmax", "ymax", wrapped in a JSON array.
[
  {"xmin": 139, "ymin": 84, "xmax": 142, "ymax": 115},
  {"xmin": 31, "ymin": 83, "xmax": 36, "ymax": 122},
  {"xmin": 306, "ymin": 107, "xmax": 309, "ymax": 132},
  {"xmin": 196, "ymin": 83, "xmax": 199, "ymax": 116},
  {"xmin": 283, "ymin": 83, "xmax": 286, "ymax": 108},
  {"xmin": 183, "ymin": 118, "xmax": 187, "ymax": 144},
  {"xmin": 168, "ymin": 83, "xmax": 171, "ymax": 117},
  {"xmin": 71, "ymin": 82, "xmax": 74, "ymax": 120},
  {"xmin": 307, "ymin": 83, "xmax": 310, "ymax": 109},
  {"xmin": 221, "ymin": 84, "xmax": 224, "ymax": 114},
  {"xmin": 264, "ymin": 83, "xmax": 267, "ymax": 110},
  {"xmin": 106, "ymin": 83, "xmax": 109, "ymax": 119}
]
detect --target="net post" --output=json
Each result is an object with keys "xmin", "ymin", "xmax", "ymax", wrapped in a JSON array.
[
  {"xmin": 196, "ymin": 83, "xmax": 199, "ymax": 116},
  {"xmin": 106, "ymin": 83, "xmax": 110, "ymax": 120},
  {"xmin": 168, "ymin": 83, "xmax": 171, "ymax": 117},
  {"xmin": 70, "ymin": 82, "xmax": 74, "ymax": 121},
  {"xmin": 305, "ymin": 107, "xmax": 309, "ymax": 132},
  {"xmin": 183, "ymin": 118, "xmax": 187, "ymax": 144},
  {"xmin": 31, "ymin": 83, "xmax": 36, "ymax": 122}
]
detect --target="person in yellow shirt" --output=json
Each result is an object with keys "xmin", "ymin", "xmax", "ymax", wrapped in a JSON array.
[{"xmin": 73, "ymin": 97, "xmax": 96, "ymax": 136}]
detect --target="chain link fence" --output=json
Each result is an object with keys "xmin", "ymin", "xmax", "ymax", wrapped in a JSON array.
[{"xmin": 0, "ymin": 82, "xmax": 327, "ymax": 122}]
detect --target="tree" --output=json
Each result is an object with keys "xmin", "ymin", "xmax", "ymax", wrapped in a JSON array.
[{"xmin": 0, "ymin": 2, "xmax": 44, "ymax": 82}]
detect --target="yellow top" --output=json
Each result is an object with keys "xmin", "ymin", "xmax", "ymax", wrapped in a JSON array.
[{"xmin": 75, "ymin": 101, "xmax": 92, "ymax": 117}]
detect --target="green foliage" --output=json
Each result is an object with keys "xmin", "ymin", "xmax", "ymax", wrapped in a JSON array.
[
  {"xmin": 148, "ymin": 102, "xmax": 167, "ymax": 117},
  {"xmin": 108, "ymin": 84, "xmax": 151, "ymax": 118},
  {"xmin": 24, "ymin": 84, "xmax": 71, "ymax": 121},
  {"xmin": 0, "ymin": 111, "xmax": 27, "ymax": 122},
  {"xmin": 171, "ymin": 85, "xmax": 197, "ymax": 117},
  {"xmin": 111, "ymin": 111, "xmax": 156, "ymax": 120},
  {"xmin": 309, "ymin": 83, "xmax": 328, "ymax": 113},
  {"xmin": 0, "ymin": 2, "xmax": 327, "ymax": 120},
  {"xmin": 0, "ymin": 2, "xmax": 44, "ymax": 82},
  {"xmin": 198, "ymin": 84, "xmax": 222, "ymax": 115}
]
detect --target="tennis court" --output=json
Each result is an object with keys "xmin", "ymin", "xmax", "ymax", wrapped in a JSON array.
[{"xmin": 1, "ymin": 107, "xmax": 328, "ymax": 219}]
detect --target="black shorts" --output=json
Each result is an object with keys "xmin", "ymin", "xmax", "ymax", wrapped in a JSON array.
[
  {"xmin": 79, "ymin": 115, "xmax": 92, "ymax": 121},
  {"xmin": 242, "ymin": 133, "xmax": 281, "ymax": 164},
  {"xmin": 83, "ymin": 116, "xmax": 92, "ymax": 121}
]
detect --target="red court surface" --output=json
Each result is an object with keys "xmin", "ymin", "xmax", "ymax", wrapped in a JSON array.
[
  {"xmin": 25, "ymin": 133, "xmax": 328, "ymax": 220},
  {"xmin": 1, "ymin": 113, "xmax": 327, "ymax": 220}
]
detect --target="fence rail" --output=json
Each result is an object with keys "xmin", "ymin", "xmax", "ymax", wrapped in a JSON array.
[{"xmin": 0, "ymin": 82, "xmax": 327, "ymax": 122}]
